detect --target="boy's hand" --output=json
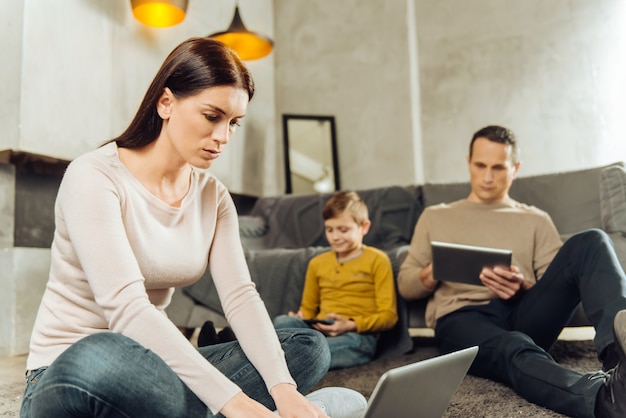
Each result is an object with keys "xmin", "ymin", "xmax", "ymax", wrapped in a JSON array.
[
  {"xmin": 288, "ymin": 310, "xmax": 305, "ymax": 319},
  {"xmin": 312, "ymin": 313, "xmax": 356, "ymax": 336}
]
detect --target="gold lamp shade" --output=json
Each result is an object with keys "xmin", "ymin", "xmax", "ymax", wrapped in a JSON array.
[
  {"xmin": 209, "ymin": 6, "xmax": 274, "ymax": 61},
  {"xmin": 131, "ymin": 0, "xmax": 188, "ymax": 28}
]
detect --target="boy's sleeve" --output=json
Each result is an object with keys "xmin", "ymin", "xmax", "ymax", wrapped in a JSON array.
[{"xmin": 352, "ymin": 252, "xmax": 398, "ymax": 333}]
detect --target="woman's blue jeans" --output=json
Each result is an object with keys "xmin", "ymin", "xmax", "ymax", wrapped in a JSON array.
[
  {"xmin": 273, "ymin": 315, "xmax": 378, "ymax": 370},
  {"xmin": 435, "ymin": 229, "xmax": 626, "ymax": 418},
  {"xmin": 21, "ymin": 328, "xmax": 330, "ymax": 418}
]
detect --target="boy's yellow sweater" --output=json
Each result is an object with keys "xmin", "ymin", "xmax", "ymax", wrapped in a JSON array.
[{"xmin": 299, "ymin": 245, "xmax": 398, "ymax": 333}]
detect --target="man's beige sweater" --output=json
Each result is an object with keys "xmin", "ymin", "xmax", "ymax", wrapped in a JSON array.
[{"xmin": 398, "ymin": 199, "xmax": 563, "ymax": 328}]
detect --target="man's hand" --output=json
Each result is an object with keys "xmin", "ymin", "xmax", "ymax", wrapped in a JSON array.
[
  {"xmin": 480, "ymin": 265, "xmax": 530, "ymax": 299},
  {"xmin": 312, "ymin": 313, "xmax": 356, "ymax": 337},
  {"xmin": 419, "ymin": 263, "xmax": 439, "ymax": 291},
  {"xmin": 271, "ymin": 383, "xmax": 330, "ymax": 418}
]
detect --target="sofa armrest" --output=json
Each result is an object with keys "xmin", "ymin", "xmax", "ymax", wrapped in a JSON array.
[
  {"xmin": 600, "ymin": 164, "xmax": 626, "ymax": 236},
  {"xmin": 238, "ymin": 215, "xmax": 268, "ymax": 250}
]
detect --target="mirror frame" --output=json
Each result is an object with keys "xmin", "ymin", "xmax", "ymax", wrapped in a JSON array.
[{"xmin": 282, "ymin": 114, "xmax": 340, "ymax": 194}]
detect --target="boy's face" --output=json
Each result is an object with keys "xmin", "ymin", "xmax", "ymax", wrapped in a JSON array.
[{"xmin": 324, "ymin": 212, "xmax": 370, "ymax": 260}]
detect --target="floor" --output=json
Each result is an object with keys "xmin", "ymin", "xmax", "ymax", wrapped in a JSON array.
[
  {"xmin": 0, "ymin": 354, "xmax": 27, "ymax": 417},
  {"xmin": 0, "ymin": 327, "xmax": 595, "ymax": 416},
  {"xmin": 0, "ymin": 329, "xmax": 202, "ymax": 416}
]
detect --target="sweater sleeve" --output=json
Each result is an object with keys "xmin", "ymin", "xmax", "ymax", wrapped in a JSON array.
[
  {"xmin": 397, "ymin": 209, "xmax": 437, "ymax": 300},
  {"xmin": 207, "ymin": 187, "xmax": 296, "ymax": 394}
]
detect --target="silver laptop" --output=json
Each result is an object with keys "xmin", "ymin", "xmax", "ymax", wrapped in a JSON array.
[{"xmin": 362, "ymin": 346, "xmax": 478, "ymax": 418}]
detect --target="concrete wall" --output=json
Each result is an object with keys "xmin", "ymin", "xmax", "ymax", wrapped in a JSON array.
[
  {"xmin": 1, "ymin": 0, "xmax": 274, "ymax": 196},
  {"xmin": 0, "ymin": 248, "xmax": 50, "ymax": 356},
  {"xmin": 0, "ymin": 162, "xmax": 54, "ymax": 356},
  {"xmin": 4, "ymin": 0, "xmax": 624, "ymax": 193},
  {"xmin": 415, "ymin": 0, "xmax": 626, "ymax": 182},
  {"xmin": 0, "ymin": 0, "xmax": 23, "ymax": 152},
  {"xmin": 274, "ymin": 0, "xmax": 626, "ymax": 187},
  {"xmin": 273, "ymin": 0, "xmax": 424, "ymax": 191}
]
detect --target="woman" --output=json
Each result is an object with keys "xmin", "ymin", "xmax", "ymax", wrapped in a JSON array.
[{"xmin": 21, "ymin": 37, "xmax": 365, "ymax": 418}]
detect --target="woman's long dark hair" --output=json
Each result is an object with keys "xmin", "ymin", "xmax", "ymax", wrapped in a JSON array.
[{"xmin": 108, "ymin": 37, "xmax": 254, "ymax": 149}]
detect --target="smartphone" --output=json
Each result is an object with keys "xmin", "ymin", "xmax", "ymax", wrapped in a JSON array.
[{"xmin": 303, "ymin": 318, "xmax": 335, "ymax": 325}]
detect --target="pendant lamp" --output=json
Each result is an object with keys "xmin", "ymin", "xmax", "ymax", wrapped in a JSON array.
[
  {"xmin": 208, "ymin": 5, "xmax": 274, "ymax": 61},
  {"xmin": 131, "ymin": 0, "xmax": 188, "ymax": 28}
]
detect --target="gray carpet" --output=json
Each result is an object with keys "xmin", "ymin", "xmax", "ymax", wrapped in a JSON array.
[
  {"xmin": 1, "ymin": 338, "xmax": 601, "ymax": 417},
  {"xmin": 313, "ymin": 337, "xmax": 601, "ymax": 417}
]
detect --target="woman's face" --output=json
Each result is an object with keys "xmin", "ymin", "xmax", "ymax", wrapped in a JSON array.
[{"xmin": 157, "ymin": 85, "xmax": 249, "ymax": 169}]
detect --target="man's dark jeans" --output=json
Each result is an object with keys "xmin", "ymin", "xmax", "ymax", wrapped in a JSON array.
[{"xmin": 435, "ymin": 229, "xmax": 626, "ymax": 418}]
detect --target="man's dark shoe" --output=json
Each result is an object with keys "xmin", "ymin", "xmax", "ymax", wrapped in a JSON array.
[
  {"xmin": 602, "ymin": 343, "xmax": 619, "ymax": 372},
  {"xmin": 595, "ymin": 310, "xmax": 626, "ymax": 417},
  {"xmin": 197, "ymin": 321, "xmax": 219, "ymax": 347}
]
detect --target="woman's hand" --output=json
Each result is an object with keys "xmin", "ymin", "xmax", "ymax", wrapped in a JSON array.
[
  {"xmin": 271, "ymin": 383, "xmax": 329, "ymax": 418},
  {"xmin": 219, "ymin": 392, "xmax": 277, "ymax": 417}
]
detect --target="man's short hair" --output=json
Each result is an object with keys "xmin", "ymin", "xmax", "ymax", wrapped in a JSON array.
[
  {"xmin": 469, "ymin": 125, "xmax": 520, "ymax": 163},
  {"xmin": 322, "ymin": 191, "xmax": 369, "ymax": 225}
]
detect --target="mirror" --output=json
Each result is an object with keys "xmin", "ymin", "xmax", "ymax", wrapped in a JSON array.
[{"xmin": 282, "ymin": 114, "xmax": 340, "ymax": 194}]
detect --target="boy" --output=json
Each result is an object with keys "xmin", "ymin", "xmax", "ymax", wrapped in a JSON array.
[{"xmin": 274, "ymin": 191, "xmax": 398, "ymax": 369}]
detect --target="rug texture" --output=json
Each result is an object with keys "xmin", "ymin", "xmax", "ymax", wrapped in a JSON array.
[
  {"xmin": 0, "ymin": 337, "xmax": 602, "ymax": 417},
  {"xmin": 313, "ymin": 337, "xmax": 601, "ymax": 417}
]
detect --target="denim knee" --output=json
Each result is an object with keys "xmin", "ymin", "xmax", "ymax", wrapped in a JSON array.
[
  {"xmin": 49, "ymin": 333, "xmax": 141, "ymax": 383},
  {"xmin": 273, "ymin": 315, "xmax": 307, "ymax": 329},
  {"xmin": 277, "ymin": 328, "xmax": 330, "ymax": 391}
]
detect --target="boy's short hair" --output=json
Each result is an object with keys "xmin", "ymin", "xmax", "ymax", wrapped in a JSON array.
[{"xmin": 322, "ymin": 191, "xmax": 369, "ymax": 224}]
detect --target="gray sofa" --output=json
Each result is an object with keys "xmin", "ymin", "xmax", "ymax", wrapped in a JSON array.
[{"xmin": 166, "ymin": 161, "xmax": 626, "ymax": 355}]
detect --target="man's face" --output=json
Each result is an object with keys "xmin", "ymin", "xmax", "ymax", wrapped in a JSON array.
[{"xmin": 467, "ymin": 137, "xmax": 520, "ymax": 203}]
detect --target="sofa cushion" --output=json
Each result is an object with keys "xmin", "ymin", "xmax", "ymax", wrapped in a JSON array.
[
  {"xmin": 250, "ymin": 194, "xmax": 330, "ymax": 249},
  {"xmin": 509, "ymin": 162, "xmax": 624, "ymax": 235},
  {"xmin": 250, "ymin": 186, "xmax": 423, "ymax": 250},
  {"xmin": 600, "ymin": 164, "xmax": 626, "ymax": 234},
  {"xmin": 238, "ymin": 216, "xmax": 267, "ymax": 237},
  {"xmin": 357, "ymin": 186, "xmax": 423, "ymax": 250},
  {"xmin": 238, "ymin": 216, "xmax": 268, "ymax": 250},
  {"xmin": 421, "ymin": 182, "xmax": 470, "ymax": 208},
  {"xmin": 420, "ymin": 163, "xmax": 624, "ymax": 236},
  {"xmin": 183, "ymin": 247, "xmax": 328, "ymax": 319}
]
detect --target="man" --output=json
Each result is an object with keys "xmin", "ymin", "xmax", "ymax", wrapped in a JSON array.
[{"xmin": 398, "ymin": 125, "xmax": 626, "ymax": 417}]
